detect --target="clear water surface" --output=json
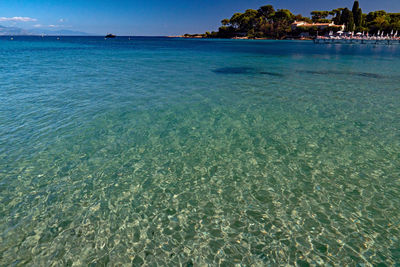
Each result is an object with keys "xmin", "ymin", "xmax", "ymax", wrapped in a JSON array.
[{"xmin": 0, "ymin": 36, "xmax": 399, "ymax": 266}]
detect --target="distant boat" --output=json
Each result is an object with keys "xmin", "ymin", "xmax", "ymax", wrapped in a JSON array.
[{"xmin": 105, "ymin": 33, "xmax": 116, "ymax": 38}]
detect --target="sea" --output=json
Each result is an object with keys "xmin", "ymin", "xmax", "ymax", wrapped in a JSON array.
[{"xmin": 0, "ymin": 36, "xmax": 399, "ymax": 266}]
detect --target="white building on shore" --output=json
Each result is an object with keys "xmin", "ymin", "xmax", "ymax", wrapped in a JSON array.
[{"xmin": 291, "ymin": 21, "xmax": 345, "ymax": 31}]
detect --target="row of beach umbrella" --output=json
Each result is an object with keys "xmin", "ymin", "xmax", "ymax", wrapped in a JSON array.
[{"xmin": 332, "ymin": 30, "xmax": 398, "ymax": 37}]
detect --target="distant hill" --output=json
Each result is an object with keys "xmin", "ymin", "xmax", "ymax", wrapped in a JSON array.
[
  {"xmin": 29, "ymin": 28, "xmax": 92, "ymax": 36},
  {"xmin": 0, "ymin": 25, "xmax": 91, "ymax": 36},
  {"xmin": 0, "ymin": 25, "xmax": 31, "ymax": 35}
]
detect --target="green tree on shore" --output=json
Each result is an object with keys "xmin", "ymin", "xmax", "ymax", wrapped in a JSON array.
[
  {"xmin": 258, "ymin": 5, "xmax": 275, "ymax": 22},
  {"xmin": 352, "ymin": 1, "xmax": 363, "ymax": 30},
  {"xmin": 203, "ymin": 1, "xmax": 399, "ymax": 39},
  {"xmin": 331, "ymin": 8, "xmax": 344, "ymax": 25},
  {"xmin": 341, "ymin": 8, "xmax": 355, "ymax": 31},
  {"xmin": 311, "ymin": 11, "xmax": 330, "ymax": 22},
  {"xmin": 272, "ymin": 9, "xmax": 295, "ymax": 38}
]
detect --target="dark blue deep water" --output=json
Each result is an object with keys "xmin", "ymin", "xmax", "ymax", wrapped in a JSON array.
[{"xmin": 1, "ymin": 36, "xmax": 400, "ymax": 265}]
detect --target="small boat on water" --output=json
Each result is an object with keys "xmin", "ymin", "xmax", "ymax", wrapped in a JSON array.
[{"xmin": 105, "ymin": 33, "xmax": 116, "ymax": 39}]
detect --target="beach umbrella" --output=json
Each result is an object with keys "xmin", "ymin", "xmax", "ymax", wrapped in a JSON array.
[
  {"xmin": 337, "ymin": 31, "xmax": 343, "ymax": 34},
  {"xmin": 356, "ymin": 32, "xmax": 362, "ymax": 35}
]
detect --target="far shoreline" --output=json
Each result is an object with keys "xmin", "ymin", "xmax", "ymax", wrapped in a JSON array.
[
  {"xmin": 0, "ymin": 35, "xmax": 314, "ymax": 41},
  {"xmin": 167, "ymin": 35, "xmax": 314, "ymax": 41}
]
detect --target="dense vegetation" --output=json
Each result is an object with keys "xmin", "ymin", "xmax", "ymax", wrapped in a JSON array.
[{"xmin": 194, "ymin": 1, "xmax": 400, "ymax": 39}]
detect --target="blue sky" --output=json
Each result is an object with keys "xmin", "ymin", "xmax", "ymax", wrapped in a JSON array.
[{"xmin": 0, "ymin": 0, "xmax": 399, "ymax": 35}]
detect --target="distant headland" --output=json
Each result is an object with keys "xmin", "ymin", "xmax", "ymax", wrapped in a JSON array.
[{"xmin": 175, "ymin": 1, "xmax": 400, "ymax": 40}]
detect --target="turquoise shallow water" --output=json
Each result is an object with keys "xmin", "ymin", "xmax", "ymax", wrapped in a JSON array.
[{"xmin": 1, "ymin": 36, "xmax": 400, "ymax": 266}]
